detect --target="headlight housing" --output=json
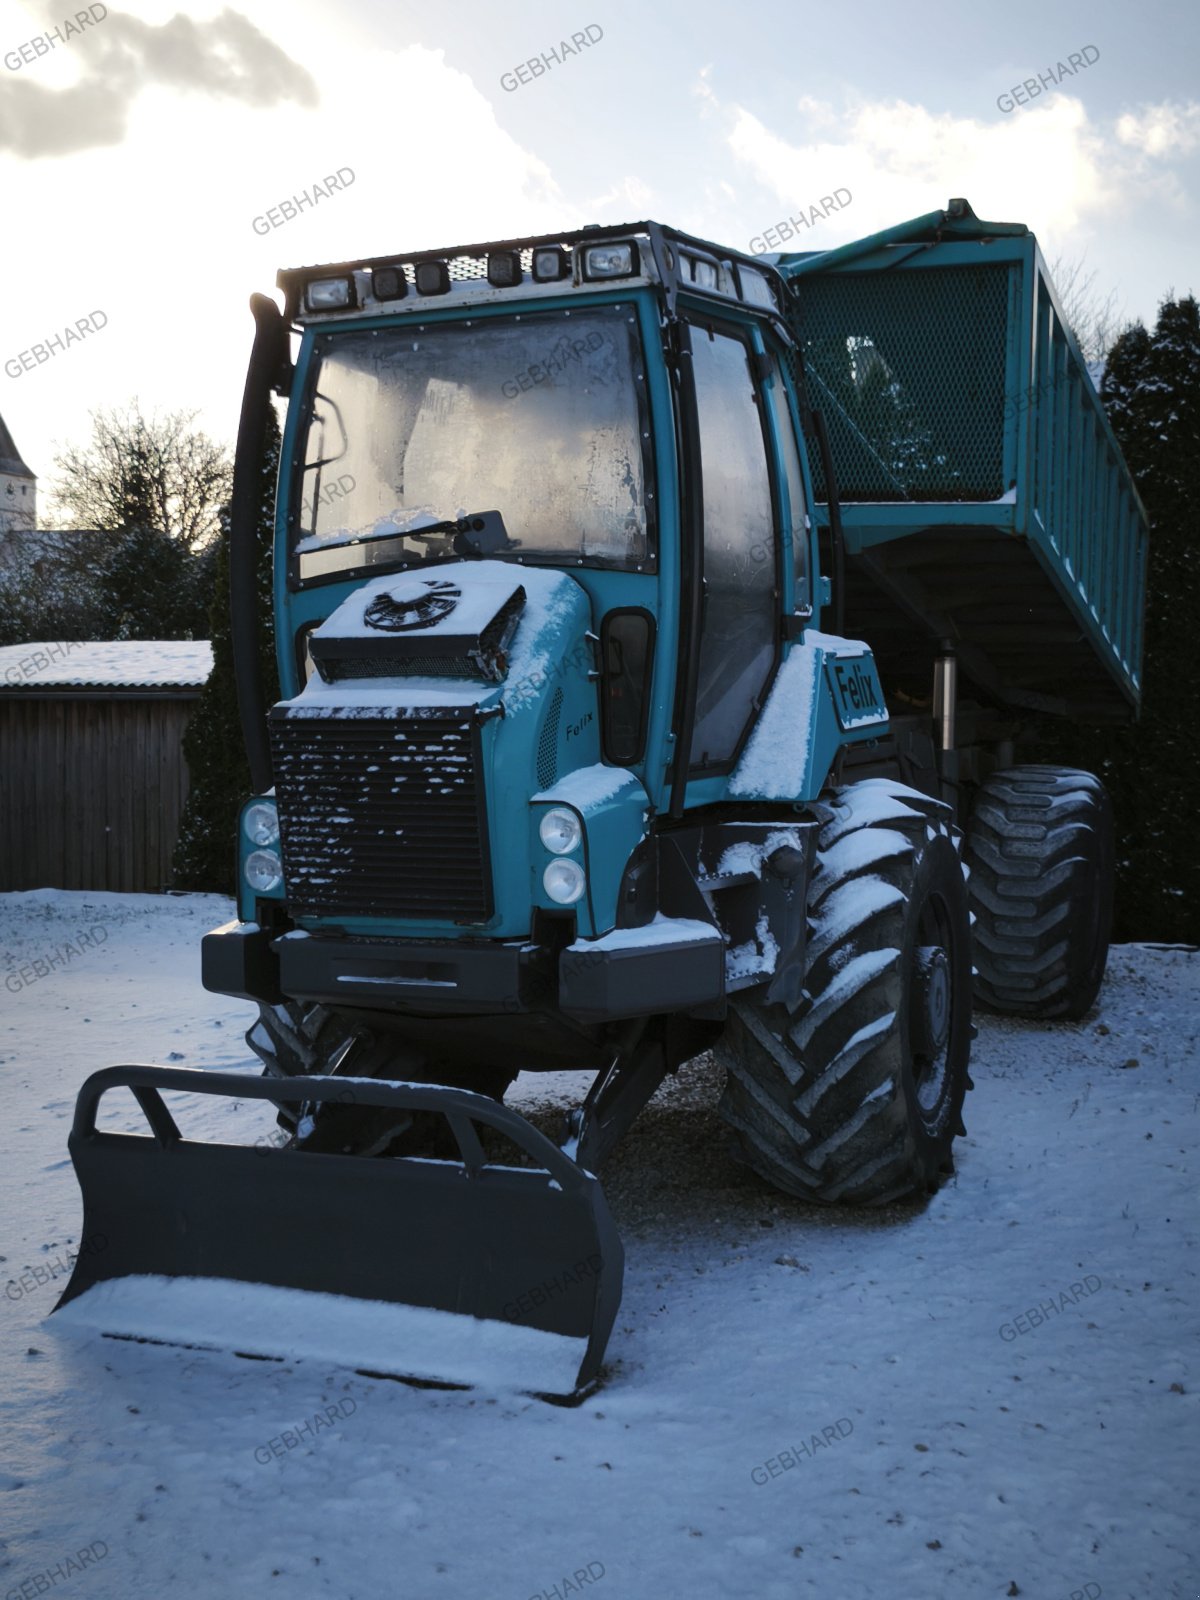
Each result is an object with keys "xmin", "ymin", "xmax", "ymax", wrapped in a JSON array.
[
  {"xmin": 583, "ymin": 242, "xmax": 638, "ymax": 280},
  {"xmin": 244, "ymin": 801, "xmax": 280, "ymax": 847},
  {"xmin": 244, "ymin": 851, "xmax": 283, "ymax": 894},
  {"xmin": 539, "ymin": 807, "xmax": 582, "ymax": 855},
  {"xmin": 543, "ymin": 859, "xmax": 586, "ymax": 905}
]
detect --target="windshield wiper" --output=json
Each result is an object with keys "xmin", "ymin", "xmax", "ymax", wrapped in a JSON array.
[{"xmin": 408, "ymin": 509, "xmax": 514, "ymax": 557}]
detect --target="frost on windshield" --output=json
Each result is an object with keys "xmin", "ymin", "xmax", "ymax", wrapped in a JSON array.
[{"xmin": 293, "ymin": 309, "xmax": 650, "ymax": 575}]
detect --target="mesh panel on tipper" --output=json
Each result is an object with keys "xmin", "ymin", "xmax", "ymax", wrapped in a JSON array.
[{"xmin": 789, "ymin": 263, "xmax": 1011, "ymax": 502}]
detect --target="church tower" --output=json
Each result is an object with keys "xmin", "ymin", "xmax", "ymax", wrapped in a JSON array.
[{"xmin": 0, "ymin": 412, "xmax": 36, "ymax": 534}]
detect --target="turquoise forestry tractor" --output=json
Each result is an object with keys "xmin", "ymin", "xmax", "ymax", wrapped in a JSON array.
[{"xmin": 57, "ymin": 201, "xmax": 1147, "ymax": 1396}]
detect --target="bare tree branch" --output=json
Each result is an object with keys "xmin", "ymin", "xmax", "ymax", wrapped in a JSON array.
[
  {"xmin": 44, "ymin": 401, "xmax": 232, "ymax": 550},
  {"xmin": 1050, "ymin": 253, "xmax": 1129, "ymax": 368}
]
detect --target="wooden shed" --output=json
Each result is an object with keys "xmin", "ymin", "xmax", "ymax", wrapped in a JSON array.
[{"xmin": 0, "ymin": 641, "xmax": 212, "ymax": 893}]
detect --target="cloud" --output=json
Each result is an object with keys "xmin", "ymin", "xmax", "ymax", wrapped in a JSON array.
[
  {"xmin": 1116, "ymin": 102, "xmax": 1200, "ymax": 158},
  {"xmin": 725, "ymin": 93, "xmax": 1117, "ymax": 241},
  {"xmin": 0, "ymin": 7, "xmax": 317, "ymax": 159},
  {"xmin": 706, "ymin": 85, "xmax": 1200, "ymax": 253}
]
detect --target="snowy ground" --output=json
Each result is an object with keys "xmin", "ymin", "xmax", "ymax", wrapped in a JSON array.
[{"xmin": 1, "ymin": 889, "xmax": 1196, "ymax": 1600}]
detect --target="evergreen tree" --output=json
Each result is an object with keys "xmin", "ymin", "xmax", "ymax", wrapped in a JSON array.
[
  {"xmin": 172, "ymin": 406, "xmax": 281, "ymax": 893},
  {"xmin": 96, "ymin": 523, "xmax": 212, "ymax": 640},
  {"xmin": 1044, "ymin": 297, "xmax": 1200, "ymax": 940},
  {"xmin": 1094, "ymin": 296, "xmax": 1200, "ymax": 942}
]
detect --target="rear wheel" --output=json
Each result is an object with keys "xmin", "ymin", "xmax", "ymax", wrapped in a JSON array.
[
  {"xmin": 965, "ymin": 765, "xmax": 1114, "ymax": 1020},
  {"xmin": 716, "ymin": 780, "xmax": 974, "ymax": 1206}
]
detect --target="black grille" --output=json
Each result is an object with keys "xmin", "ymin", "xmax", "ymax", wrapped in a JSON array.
[
  {"xmin": 536, "ymin": 687, "xmax": 563, "ymax": 790},
  {"xmin": 270, "ymin": 709, "xmax": 492, "ymax": 922}
]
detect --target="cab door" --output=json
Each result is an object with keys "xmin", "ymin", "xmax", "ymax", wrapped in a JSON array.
[{"xmin": 684, "ymin": 320, "xmax": 780, "ymax": 774}]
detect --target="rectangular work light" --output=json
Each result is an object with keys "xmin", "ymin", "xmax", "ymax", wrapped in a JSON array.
[
  {"xmin": 532, "ymin": 246, "xmax": 570, "ymax": 282},
  {"xmin": 487, "ymin": 250, "xmax": 523, "ymax": 287},
  {"xmin": 372, "ymin": 266, "xmax": 407, "ymax": 301},
  {"xmin": 305, "ymin": 276, "xmax": 355, "ymax": 312},
  {"xmin": 415, "ymin": 260, "xmax": 451, "ymax": 296},
  {"xmin": 582, "ymin": 242, "xmax": 638, "ymax": 280}
]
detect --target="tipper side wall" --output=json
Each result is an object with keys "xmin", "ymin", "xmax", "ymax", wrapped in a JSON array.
[{"xmin": 776, "ymin": 205, "xmax": 1148, "ymax": 720}]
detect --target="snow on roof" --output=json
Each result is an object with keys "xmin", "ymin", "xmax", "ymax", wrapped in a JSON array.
[{"xmin": 0, "ymin": 640, "xmax": 213, "ymax": 690}]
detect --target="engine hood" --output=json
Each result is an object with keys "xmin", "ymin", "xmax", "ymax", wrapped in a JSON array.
[{"xmin": 286, "ymin": 560, "xmax": 592, "ymax": 716}]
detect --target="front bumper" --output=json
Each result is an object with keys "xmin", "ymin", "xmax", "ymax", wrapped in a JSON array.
[{"xmin": 201, "ymin": 918, "xmax": 726, "ymax": 1023}]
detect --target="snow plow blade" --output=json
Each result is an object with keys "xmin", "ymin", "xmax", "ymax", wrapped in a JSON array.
[{"xmin": 53, "ymin": 1065, "xmax": 624, "ymax": 1399}]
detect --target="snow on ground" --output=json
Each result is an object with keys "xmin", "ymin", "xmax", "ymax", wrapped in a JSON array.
[{"xmin": 1, "ymin": 889, "xmax": 1197, "ymax": 1599}]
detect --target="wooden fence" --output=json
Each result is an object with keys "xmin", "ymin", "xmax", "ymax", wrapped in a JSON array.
[{"xmin": 0, "ymin": 691, "xmax": 199, "ymax": 892}]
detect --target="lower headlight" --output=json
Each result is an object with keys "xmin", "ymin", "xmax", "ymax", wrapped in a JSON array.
[
  {"xmin": 543, "ymin": 858, "xmax": 586, "ymax": 905},
  {"xmin": 245, "ymin": 850, "xmax": 283, "ymax": 894}
]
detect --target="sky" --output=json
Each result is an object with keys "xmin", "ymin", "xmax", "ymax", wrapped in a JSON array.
[{"xmin": 0, "ymin": 0, "xmax": 1196, "ymax": 500}]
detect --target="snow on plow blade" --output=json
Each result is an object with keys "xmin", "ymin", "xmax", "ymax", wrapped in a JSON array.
[{"xmin": 52, "ymin": 1066, "xmax": 624, "ymax": 1399}]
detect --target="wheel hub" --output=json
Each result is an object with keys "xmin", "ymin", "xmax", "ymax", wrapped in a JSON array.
[{"xmin": 913, "ymin": 945, "xmax": 950, "ymax": 1059}]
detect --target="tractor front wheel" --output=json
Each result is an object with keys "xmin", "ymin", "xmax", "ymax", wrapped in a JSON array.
[{"xmin": 716, "ymin": 780, "xmax": 974, "ymax": 1206}]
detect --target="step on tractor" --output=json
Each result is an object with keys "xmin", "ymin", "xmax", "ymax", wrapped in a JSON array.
[{"xmin": 57, "ymin": 200, "xmax": 1148, "ymax": 1397}]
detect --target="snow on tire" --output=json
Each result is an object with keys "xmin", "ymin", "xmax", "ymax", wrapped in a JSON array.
[
  {"xmin": 716, "ymin": 779, "xmax": 974, "ymax": 1206},
  {"xmin": 965, "ymin": 765, "xmax": 1114, "ymax": 1020}
]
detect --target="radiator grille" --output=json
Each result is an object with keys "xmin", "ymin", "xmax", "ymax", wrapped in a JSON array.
[{"xmin": 270, "ymin": 710, "xmax": 492, "ymax": 922}]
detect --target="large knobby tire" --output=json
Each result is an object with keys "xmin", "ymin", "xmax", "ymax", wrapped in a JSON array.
[
  {"xmin": 246, "ymin": 1000, "xmax": 514, "ymax": 1154},
  {"xmin": 246, "ymin": 1000, "xmax": 361, "ymax": 1128},
  {"xmin": 715, "ymin": 780, "xmax": 974, "ymax": 1206},
  {"xmin": 965, "ymin": 765, "xmax": 1114, "ymax": 1020}
]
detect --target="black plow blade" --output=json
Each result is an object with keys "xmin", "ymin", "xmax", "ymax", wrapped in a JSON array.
[{"xmin": 52, "ymin": 1066, "xmax": 624, "ymax": 1399}]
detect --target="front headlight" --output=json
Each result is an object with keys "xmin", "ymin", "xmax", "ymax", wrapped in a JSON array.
[
  {"xmin": 539, "ymin": 807, "xmax": 582, "ymax": 855},
  {"xmin": 244, "ymin": 801, "xmax": 280, "ymax": 847},
  {"xmin": 244, "ymin": 851, "xmax": 283, "ymax": 894},
  {"xmin": 543, "ymin": 859, "xmax": 586, "ymax": 905}
]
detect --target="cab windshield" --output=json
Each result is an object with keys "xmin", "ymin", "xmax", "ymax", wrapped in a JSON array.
[{"xmin": 290, "ymin": 303, "xmax": 653, "ymax": 585}]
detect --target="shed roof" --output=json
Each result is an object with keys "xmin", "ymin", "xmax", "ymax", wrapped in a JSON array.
[{"xmin": 0, "ymin": 641, "xmax": 213, "ymax": 690}]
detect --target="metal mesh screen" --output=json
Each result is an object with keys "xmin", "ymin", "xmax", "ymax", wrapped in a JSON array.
[
  {"xmin": 536, "ymin": 687, "xmax": 563, "ymax": 791},
  {"xmin": 377, "ymin": 249, "xmax": 538, "ymax": 289},
  {"xmin": 789, "ymin": 264, "xmax": 1011, "ymax": 502}
]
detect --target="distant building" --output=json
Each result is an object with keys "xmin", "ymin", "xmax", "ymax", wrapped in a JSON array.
[{"xmin": 0, "ymin": 410, "xmax": 36, "ymax": 536}]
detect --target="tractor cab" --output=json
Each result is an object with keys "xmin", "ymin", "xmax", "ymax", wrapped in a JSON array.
[{"xmin": 271, "ymin": 223, "xmax": 818, "ymax": 834}]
